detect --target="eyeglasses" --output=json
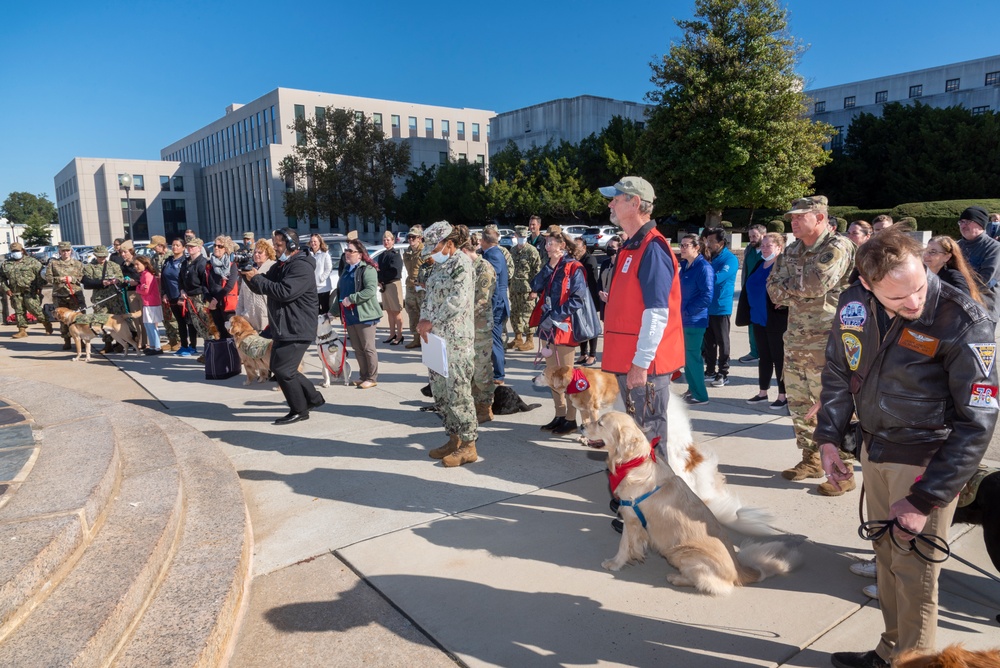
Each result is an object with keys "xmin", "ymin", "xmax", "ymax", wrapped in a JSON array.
[
  {"xmin": 679, "ymin": 243, "xmax": 695, "ymax": 249},
  {"xmin": 958, "ymin": 220, "xmax": 979, "ymax": 226},
  {"xmin": 406, "ymin": 235, "xmax": 418, "ymax": 240},
  {"xmin": 344, "ymin": 248, "xmax": 359, "ymax": 254}
]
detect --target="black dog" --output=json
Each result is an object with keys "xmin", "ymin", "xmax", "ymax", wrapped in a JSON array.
[
  {"xmin": 954, "ymin": 467, "xmax": 1000, "ymax": 573},
  {"xmin": 419, "ymin": 384, "xmax": 540, "ymax": 415}
]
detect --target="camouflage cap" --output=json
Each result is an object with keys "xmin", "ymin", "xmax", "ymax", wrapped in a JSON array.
[
  {"xmin": 147, "ymin": 235, "xmax": 166, "ymax": 248},
  {"xmin": 484, "ymin": 223, "xmax": 499, "ymax": 233},
  {"xmin": 545, "ymin": 224, "xmax": 563, "ymax": 236},
  {"xmin": 9, "ymin": 242, "xmax": 24, "ymax": 252},
  {"xmin": 514, "ymin": 225, "xmax": 529, "ymax": 237},
  {"xmin": 58, "ymin": 241, "xmax": 72, "ymax": 251},
  {"xmin": 119, "ymin": 240, "xmax": 134, "ymax": 253},
  {"xmin": 407, "ymin": 225, "xmax": 424, "ymax": 238},
  {"xmin": 243, "ymin": 231, "xmax": 255, "ymax": 239},
  {"xmin": 784, "ymin": 195, "xmax": 829, "ymax": 219},
  {"xmin": 598, "ymin": 176, "xmax": 656, "ymax": 203},
  {"xmin": 421, "ymin": 221, "xmax": 453, "ymax": 257},
  {"xmin": 92, "ymin": 245, "xmax": 109, "ymax": 257},
  {"xmin": 185, "ymin": 237, "xmax": 204, "ymax": 247}
]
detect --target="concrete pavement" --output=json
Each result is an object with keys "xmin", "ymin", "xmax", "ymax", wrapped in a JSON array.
[{"xmin": 0, "ymin": 316, "xmax": 998, "ymax": 667}]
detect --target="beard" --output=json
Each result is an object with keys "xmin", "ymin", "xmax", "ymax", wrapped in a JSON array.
[{"xmin": 609, "ymin": 210, "xmax": 619, "ymax": 226}]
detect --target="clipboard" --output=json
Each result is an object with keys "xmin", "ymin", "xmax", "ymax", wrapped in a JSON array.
[{"xmin": 421, "ymin": 332, "xmax": 449, "ymax": 377}]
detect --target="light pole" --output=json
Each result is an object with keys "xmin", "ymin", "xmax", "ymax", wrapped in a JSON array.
[{"xmin": 120, "ymin": 172, "xmax": 133, "ymax": 240}]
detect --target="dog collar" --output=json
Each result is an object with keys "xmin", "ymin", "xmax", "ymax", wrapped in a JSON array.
[
  {"xmin": 565, "ymin": 368, "xmax": 591, "ymax": 394},
  {"xmin": 607, "ymin": 436, "xmax": 659, "ymax": 494},
  {"xmin": 618, "ymin": 487, "xmax": 661, "ymax": 529}
]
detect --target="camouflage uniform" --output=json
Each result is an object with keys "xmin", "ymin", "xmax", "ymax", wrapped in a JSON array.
[
  {"xmin": 150, "ymin": 250, "xmax": 179, "ymax": 347},
  {"xmin": 470, "ymin": 255, "xmax": 497, "ymax": 407},
  {"xmin": 509, "ymin": 238, "xmax": 541, "ymax": 345},
  {"xmin": 0, "ymin": 255, "xmax": 45, "ymax": 331},
  {"xmin": 402, "ymin": 239, "xmax": 424, "ymax": 341},
  {"xmin": 83, "ymin": 259, "xmax": 126, "ymax": 315},
  {"xmin": 767, "ymin": 224, "xmax": 856, "ymax": 465},
  {"xmin": 46, "ymin": 254, "xmax": 85, "ymax": 345}
]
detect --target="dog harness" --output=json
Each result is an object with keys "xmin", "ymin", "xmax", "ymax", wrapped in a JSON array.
[{"xmin": 609, "ymin": 436, "xmax": 661, "ymax": 529}]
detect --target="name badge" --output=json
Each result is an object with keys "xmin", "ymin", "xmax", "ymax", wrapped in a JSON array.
[
  {"xmin": 621, "ymin": 256, "xmax": 633, "ymax": 274},
  {"xmin": 898, "ymin": 328, "xmax": 939, "ymax": 357}
]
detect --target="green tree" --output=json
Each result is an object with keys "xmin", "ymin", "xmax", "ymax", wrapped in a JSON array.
[
  {"xmin": 280, "ymin": 108, "xmax": 411, "ymax": 231},
  {"xmin": 575, "ymin": 116, "xmax": 644, "ymax": 191},
  {"xmin": 638, "ymin": 0, "xmax": 832, "ymax": 225},
  {"xmin": 2, "ymin": 192, "xmax": 57, "ymax": 244},
  {"xmin": 390, "ymin": 160, "xmax": 488, "ymax": 226}
]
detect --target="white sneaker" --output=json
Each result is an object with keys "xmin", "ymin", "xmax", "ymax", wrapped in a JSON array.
[
  {"xmin": 849, "ymin": 559, "xmax": 878, "ymax": 579},
  {"xmin": 862, "ymin": 583, "xmax": 879, "ymax": 600}
]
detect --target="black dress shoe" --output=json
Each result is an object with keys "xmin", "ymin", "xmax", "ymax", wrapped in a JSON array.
[
  {"xmin": 383, "ymin": 335, "xmax": 395, "ymax": 344},
  {"xmin": 831, "ymin": 650, "xmax": 888, "ymax": 668},
  {"xmin": 611, "ymin": 518, "xmax": 623, "ymax": 534},
  {"xmin": 540, "ymin": 416, "xmax": 564, "ymax": 431},
  {"xmin": 308, "ymin": 396, "xmax": 326, "ymax": 409},
  {"xmin": 552, "ymin": 419, "xmax": 579, "ymax": 435},
  {"xmin": 273, "ymin": 412, "xmax": 309, "ymax": 425},
  {"xmin": 609, "ymin": 498, "xmax": 621, "ymax": 514}
]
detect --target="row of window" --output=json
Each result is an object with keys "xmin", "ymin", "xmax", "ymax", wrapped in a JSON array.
[
  {"xmin": 203, "ymin": 159, "xmax": 274, "ymax": 238},
  {"xmin": 117, "ymin": 174, "xmax": 184, "ymax": 192},
  {"xmin": 56, "ymin": 176, "xmax": 78, "ymax": 201},
  {"xmin": 438, "ymin": 152, "xmax": 485, "ymax": 165},
  {"xmin": 164, "ymin": 106, "xmax": 279, "ymax": 166},
  {"xmin": 294, "ymin": 104, "xmax": 488, "ymax": 143},
  {"xmin": 815, "ymin": 71, "xmax": 1000, "ymax": 113}
]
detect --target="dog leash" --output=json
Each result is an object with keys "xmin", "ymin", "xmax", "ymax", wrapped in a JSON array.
[
  {"xmin": 317, "ymin": 305, "xmax": 349, "ymax": 378},
  {"xmin": 624, "ymin": 381, "xmax": 657, "ymax": 417}
]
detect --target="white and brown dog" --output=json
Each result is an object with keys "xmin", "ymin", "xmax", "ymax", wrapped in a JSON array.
[
  {"xmin": 586, "ymin": 412, "xmax": 799, "ymax": 595},
  {"xmin": 315, "ymin": 314, "xmax": 351, "ymax": 387}
]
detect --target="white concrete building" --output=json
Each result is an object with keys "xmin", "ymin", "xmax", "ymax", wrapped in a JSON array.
[
  {"xmin": 0, "ymin": 218, "xmax": 62, "ymax": 255},
  {"xmin": 489, "ymin": 95, "xmax": 651, "ymax": 156},
  {"xmin": 53, "ymin": 158, "xmax": 202, "ymax": 244},
  {"xmin": 160, "ymin": 88, "xmax": 494, "ymax": 240},
  {"xmin": 807, "ymin": 54, "xmax": 1000, "ymax": 151}
]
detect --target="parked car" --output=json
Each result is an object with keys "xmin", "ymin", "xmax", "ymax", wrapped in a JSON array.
[
  {"xmin": 497, "ymin": 228, "xmax": 517, "ymax": 248},
  {"xmin": 581, "ymin": 225, "xmax": 622, "ymax": 251},
  {"xmin": 73, "ymin": 245, "xmax": 96, "ymax": 264},
  {"xmin": 319, "ymin": 234, "xmax": 350, "ymax": 267},
  {"xmin": 25, "ymin": 245, "xmax": 58, "ymax": 264},
  {"xmin": 367, "ymin": 246, "xmax": 409, "ymax": 289},
  {"xmin": 562, "ymin": 225, "xmax": 590, "ymax": 242}
]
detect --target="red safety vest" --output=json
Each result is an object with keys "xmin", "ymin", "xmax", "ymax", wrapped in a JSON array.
[
  {"xmin": 541, "ymin": 258, "xmax": 584, "ymax": 347},
  {"xmin": 602, "ymin": 228, "xmax": 684, "ymax": 375}
]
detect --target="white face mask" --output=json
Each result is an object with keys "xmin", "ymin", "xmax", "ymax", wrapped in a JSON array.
[
  {"xmin": 10, "ymin": 252, "xmax": 22, "ymax": 260},
  {"xmin": 279, "ymin": 253, "xmax": 289, "ymax": 262},
  {"xmin": 763, "ymin": 252, "xmax": 777, "ymax": 262},
  {"xmin": 430, "ymin": 250, "xmax": 449, "ymax": 264}
]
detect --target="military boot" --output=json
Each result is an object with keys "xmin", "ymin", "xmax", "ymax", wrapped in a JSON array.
[
  {"xmin": 404, "ymin": 337, "xmax": 422, "ymax": 349},
  {"xmin": 43, "ymin": 320, "xmax": 53, "ymax": 335},
  {"xmin": 515, "ymin": 334, "xmax": 534, "ymax": 351},
  {"xmin": 818, "ymin": 476, "xmax": 857, "ymax": 497},
  {"xmin": 12, "ymin": 327, "xmax": 27, "ymax": 339},
  {"xmin": 442, "ymin": 441, "xmax": 478, "ymax": 468},
  {"xmin": 475, "ymin": 402, "xmax": 494, "ymax": 423},
  {"xmin": 781, "ymin": 449, "xmax": 825, "ymax": 481},
  {"xmin": 429, "ymin": 434, "xmax": 460, "ymax": 460},
  {"xmin": 507, "ymin": 334, "xmax": 523, "ymax": 350}
]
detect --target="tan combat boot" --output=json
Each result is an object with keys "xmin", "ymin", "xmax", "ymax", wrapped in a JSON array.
[
  {"xmin": 429, "ymin": 434, "xmax": 460, "ymax": 459},
  {"xmin": 781, "ymin": 449, "xmax": 825, "ymax": 481},
  {"xmin": 818, "ymin": 476, "xmax": 857, "ymax": 497},
  {"xmin": 515, "ymin": 334, "xmax": 534, "ymax": 351},
  {"xmin": 404, "ymin": 337, "xmax": 421, "ymax": 349},
  {"xmin": 12, "ymin": 327, "xmax": 27, "ymax": 339},
  {"xmin": 507, "ymin": 334, "xmax": 523, "ymax": 350},
  {"xmin": 476, "ymin": 402, "xmax": 494, "ymax": 423},
  {"xmin": 442, "ymin": 441, "xmax": 478, "ymax": 468},
  {"xmin": 43, "ymin": 320, "xmax": 53, "ymax": 335}
]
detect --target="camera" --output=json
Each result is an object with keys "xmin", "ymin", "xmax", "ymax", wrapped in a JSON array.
[{"xmin": 234, "ymin": 251, "xmax": 255, "ymax": 272}]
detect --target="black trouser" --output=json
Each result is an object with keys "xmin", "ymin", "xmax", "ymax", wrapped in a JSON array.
[
  {"xmin": 702, "ymin": 314, "xmax": 731, "ymax": 377},
  {"xmin": 271, "ymin": 340, "xmax": 323, "ymax": 414},
  {"xmin": 169, "ymin": 299, "xmax": 197, "ymax": 349},
  {"xmin": 578, "ymin": 337, "xmax": 598, "ymax": 357},
  {"xmin": 318, "ymin": 291, "xmax": 331, "ymax": 315},
  {"xmin": 752, "ymin": 322, "xmax": 786, "ymax": 393},
  {"xmin": 210, "ymin": 308, "xmax": 233, "ymax": 339}
]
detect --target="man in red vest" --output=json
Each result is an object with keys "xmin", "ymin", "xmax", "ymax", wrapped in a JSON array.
[{"xmin": 599, "ymin": 176, "xmax": 685, "ymax": 454}]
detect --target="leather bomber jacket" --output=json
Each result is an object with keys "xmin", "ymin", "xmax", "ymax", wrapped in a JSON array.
[{"xmin": 814, "ymin": 270, "xmax": 999, "ymax": 513}]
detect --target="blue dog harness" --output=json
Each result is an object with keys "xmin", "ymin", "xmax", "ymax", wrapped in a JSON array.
[{"xmin": 618, "ymin": 487, "xmax": 661, "ymax": 529}]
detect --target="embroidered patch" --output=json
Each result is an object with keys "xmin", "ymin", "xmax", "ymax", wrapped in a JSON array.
[
  {"xmin": 566, "ymin": 368, "xmax": 591, "ymax": 395},
  {"xmin": 898, "ymin": 329, "xmax": 940, "ymax": 357},
  {"xmin": 842, "ymin": 333, "xmax": 862, "ymax": 371},
  {"xmin": 968, "ymin": 343, "xmax": 996, "ymax": 377},
  {"xmin": 620, "ymin": 256, "xmax": 633, "ymax": 274},
  {"xmin": 970, "ymin": 384, "xmax": 999, "ymax": 409},
  {"xmin": 839, "ymin": 301, "xmax": 866, "ymax": 332}
]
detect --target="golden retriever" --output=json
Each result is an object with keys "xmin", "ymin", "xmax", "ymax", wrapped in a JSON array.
[
  {"xmin": 585, "ymin": 412, "xmax": 799, "ymax": 595},
  {"xmin": 535, "ymin": 365, "xmax": 620, "ymax": 426},
  {"xmin": 225, "ymin": 315, "xmax": 272, "ymax": 385},
  {"xmin": 51, "ymin": 307, "xmax": 140, "ymax": 362},
  {"xmin": 897, "ymin": 645, "xmax": 1000, "ymax": 668}
]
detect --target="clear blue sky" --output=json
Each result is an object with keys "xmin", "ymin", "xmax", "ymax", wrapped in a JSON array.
[{"xmin": 1, "ymin": 0, "xmax": 996, "ymax": 203}]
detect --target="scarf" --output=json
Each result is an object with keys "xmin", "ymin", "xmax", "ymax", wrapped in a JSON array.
[
  {"xmin": 210, "ymin": 252, "xmax": 231, "ymax": 278},
  {"xmin": 608, "ymin": 436, "xmax": 660, "ymax": 494},
  {"xmin": 565, "ymin": 368, "xmax": 591, "ymax": 394}
]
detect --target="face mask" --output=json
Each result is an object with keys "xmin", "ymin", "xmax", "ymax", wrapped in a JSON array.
[
  {"xmin": 430, "ymin": 250, "xmax": 449, "ymax": 264},
  {"xmin": 763, "ymin": 252, "xmax": 777, "ymax": 262},
  {"xmin": 10, "ymin": 252, "xmax": 22, "ymax": 260},
  {"xmin": 279, "ymin": 253, "xmax": 289, "ymax": 262}
]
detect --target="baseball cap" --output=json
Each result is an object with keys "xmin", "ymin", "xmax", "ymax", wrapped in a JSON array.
[
  {"xmin": 147, "ymin": 235, "xmax": 166, "ymax": 249},
  {"xmin": 598, "ymin": 176, "xmax": 656, "ymax": 203},
  {"xmin": 58, "ymin": 241, "xmax": 72, "ymax": 251},
  {"xmin": 784, "ymin": 195, "xmax": 829, "ymax": 220},
  {"xmin": 421, "ymin": 221, "xmax": 453, "ymax": 257}
]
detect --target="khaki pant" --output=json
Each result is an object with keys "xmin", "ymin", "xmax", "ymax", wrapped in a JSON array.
[
  {"xmin": 544, "ymin": 344, "xmax": 577, "ymax": 420},
  {"xmin": 862, "ymin": 447, "xmax": 957, "ymax": 662}
]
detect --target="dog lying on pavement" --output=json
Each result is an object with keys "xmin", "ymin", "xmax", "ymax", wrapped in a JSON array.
[
  {"xmin": 50, "ymin": 306, "xmax": 140, "ymax": 362},
  {"xmin": 585, "ymin": 412, "xmax": 799, "ymax": 595},
  {"xmin": 419, "ymin": 383, "xmax": 541, "ymax": 415},
  {"xmin": 315, "ymin": 314, "xmax": 351, "ymax": 387}
]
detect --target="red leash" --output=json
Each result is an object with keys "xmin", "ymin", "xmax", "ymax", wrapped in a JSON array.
[{"xmin": 318, "ymin": 306, "xmax": 349, "ymax": 377}]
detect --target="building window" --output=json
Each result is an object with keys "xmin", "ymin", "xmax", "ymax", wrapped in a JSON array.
[
  {"xmin": 946, "ymin": 78, "xmax": 960, "ymax": 92},
  {"xmin": 315, "ymin": 107, "xmax": 325, "ymax": 128},
  {"xmin": 173, "ymin": 176, "xmax": 184, "ymax": 192},
  {"xmin": 875, "ymin": 90, "xmax": 888, "ymax": 104},
  {"xmin": 457, "ymin": 121, "xmax": 465, "ymax": 140},
  {"xmin": 132, "ymin": 175, "xmax": 144, "ymax": 190},
  {"xmin": 475, "ymin": 154, "xmax": 484, "ymax": 165},
  {"xmin": 441, "ymin": 119, "xmax": 450, "ymax": 138},
  {"xmin": 425, "ymin": 118, "xmax": 434, "ymax": 138},
  {"xmin": 160, "ymin": 176, "xmax": 170, "ymax": 191},
  {"xmin": 987, "ymin": 71, "xmax": 1000, "ymax": 86},
  {"xmin": 162, "ymin": 198, "xmax": 187, "ymax": 239},
  {"xmin": 909, "ymin": 85, "xmax": 923, "ymax": 98},
  {"xmin": 831, "ymin": 126, "xmax": 844, "ymax": 154},
  {"xmin": 439, "ymin": 152, "xmax": 448, "ymax": 165},
  {"xmin": 458, "ymin": 153, "xmax": 467, "ymax": 162},
  {"xmin": 814, "ymin": 101, "xmax": 826, "ymax": 113},
  {"xmin": 408, "ymin": 116, "xmax": 417, "ymax": 138},
  {"xmin": 843, "ymin": 96, "xmax": 855, "ymax": 109},
  {"xmin": 121, "ymin": 198, "xmax": 148, "ymax": 240},
  {"xmin": 373, "ymin": 113, "xmax": 383, "ymax": 132},
  {"xmin": 972, "ymin": 105, "xmax": 991, "ymax": 115},
  {"xmin": 472, "ymin": 123, "xmax": 480, "ymax": 142},
  {"xmin": 294, "ymin": 104, "xmax": 305, "ymax": 145},
  {"xmin": 391, "ymin": 114, "xmax": 400, "ymax": 139},
  {"xmin": 355, "ymin": 111, "xmax": 364, "ymax": 125}
]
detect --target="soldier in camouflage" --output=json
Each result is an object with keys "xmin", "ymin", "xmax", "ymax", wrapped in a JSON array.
[
  {"xmin": 461, "ymin": 237, "xmax": 497, "ymax": 423},
  {"xmin": 82, "ymin": 245, "xmax": 126, "ymax": 353},
  {"xmin": 0, "ymin": 242, "xmax": 50, "ymax": 338},
  {"xmin": 417, "ymin": 222, "xmax": 478, "ymax": 468},
  {"xmin": 402, "ymin": 225, "xmax": 425, "ymax": 349},
  {"xmin": 508, "ymin": 224, "xmax": 542, "ymax": 351},
  {"xmin": 767, "ymin": 195, "xmax": 857, "ymax": 496},
  {"xmin": 46, "ymin": 241, "xmax": 85, "ymax": 349},
  {"xmin": 147, "ymin": 236, "xmax": 179, "ymax": 351}
]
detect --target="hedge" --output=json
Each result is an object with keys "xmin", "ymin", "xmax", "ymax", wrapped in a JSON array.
[{"xmin": 830, "ymin": 199, "xmax": 1000, "ymax": 237}]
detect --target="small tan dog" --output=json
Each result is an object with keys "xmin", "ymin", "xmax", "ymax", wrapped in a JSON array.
[
  {"xmin": 51, "ymin": 307, "xmax": 140, "ymax": 362},
  {"xmin": 225, "ymin": 315, "xmax": 272, "ymax": 385},
  {"xmin": 585, "ymin": 412, "xmax": 799, "ymax": 595},
  {"xmin": 535, "ymin": 365, "xmax": 619, "ymax": 426},
  {"xmin": 897, "ymin": 645, "xmax": 1000, "ymax": 667}
]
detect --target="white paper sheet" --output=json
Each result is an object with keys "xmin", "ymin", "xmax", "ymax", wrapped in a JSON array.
[{"xmin": 421, "ymin": 332, "xmax": 449, "ymax": 377}]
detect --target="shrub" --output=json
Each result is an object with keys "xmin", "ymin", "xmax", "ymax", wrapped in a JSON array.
[
  {"xmin": 720, "ymin": 220, "xmax": 733, "ymax": 229},
  {"xmin": 766, "ymin": 219, "xmax": 785, "ymax": 233}
]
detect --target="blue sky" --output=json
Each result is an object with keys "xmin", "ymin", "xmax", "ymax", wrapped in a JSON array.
[{"xmin": 1, "ymin": 0, "xmax": 997, "ymax": 203}]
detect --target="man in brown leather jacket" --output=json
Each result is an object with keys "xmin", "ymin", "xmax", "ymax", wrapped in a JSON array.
[{"xmin": 814, "ymin": 227, "xmax": 998, "ymax": 668}]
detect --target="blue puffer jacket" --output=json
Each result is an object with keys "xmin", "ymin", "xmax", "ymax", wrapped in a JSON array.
[
  {"xmin": 680, "ymin": 255, "xmax": 714, "ymax": 328},
  {"xmin": 708, "ymin": 247, "xmax": 737, "ymax": 316}
]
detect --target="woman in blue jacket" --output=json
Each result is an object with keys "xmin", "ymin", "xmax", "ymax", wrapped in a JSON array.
[{"xmin": 678, "ymin": 234, "xmax": 714, "ymax": 405}]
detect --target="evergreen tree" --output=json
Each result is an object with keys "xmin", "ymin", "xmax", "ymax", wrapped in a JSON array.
[{"xmin": 2, "ymin": 192, "xmax": 57, "ymax": 245}]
